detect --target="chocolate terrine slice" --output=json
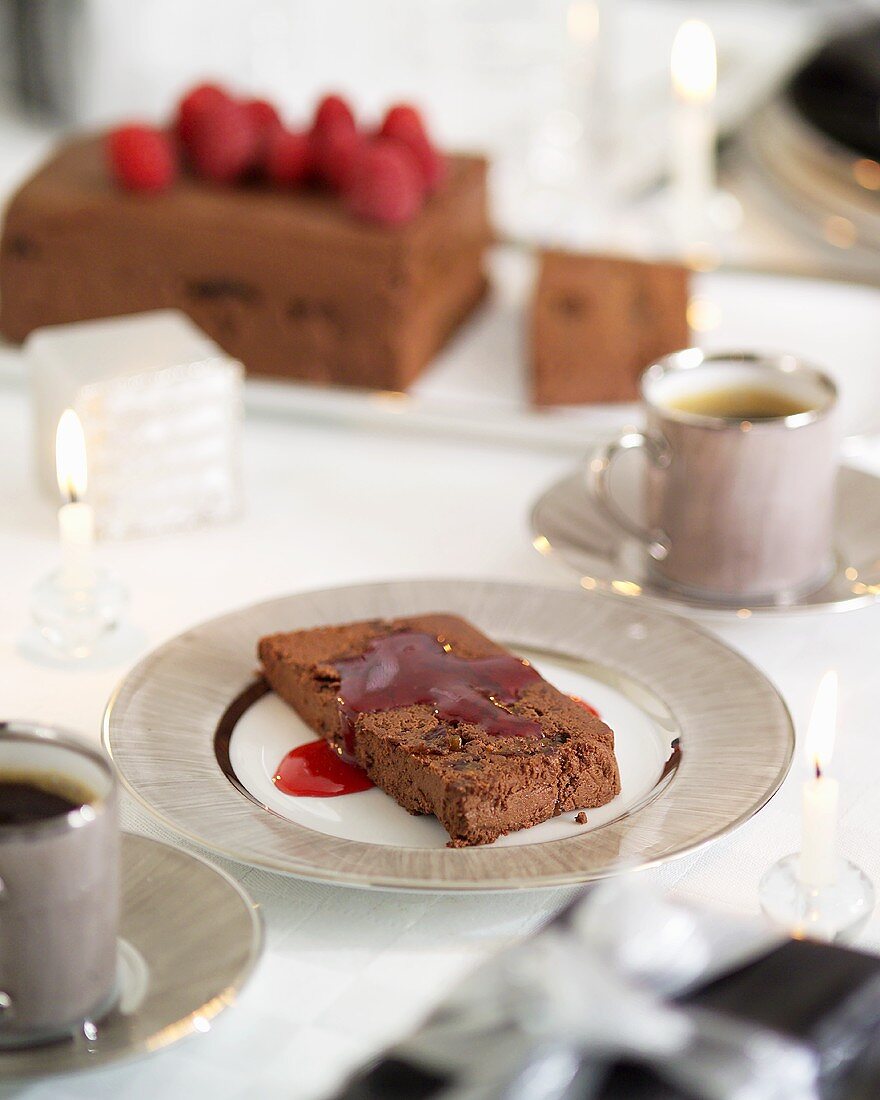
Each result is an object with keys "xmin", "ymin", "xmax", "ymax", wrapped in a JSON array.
[
  {"xmin": 530, "ymin": 249, "xmax": 690, "ymax": 406},
  {"xmin": 0, "ymin": 136, "xmax": 491, "ymax": 391},
  {"xmin": 258, "ymin": 613, "xmax": 620, "ymax": 847}
]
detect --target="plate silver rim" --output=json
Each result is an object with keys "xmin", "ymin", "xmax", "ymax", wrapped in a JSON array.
[
  {"xmin": 531, "ymin": 466, "xmax": 880, "ymax": 616},
  {"xmin": 103, "ymin": 579, "xmax": 795, "ymax": 891},
  {"xmin": 0, "ymin": 832, "xmax": 263, "ymax": 1080}
]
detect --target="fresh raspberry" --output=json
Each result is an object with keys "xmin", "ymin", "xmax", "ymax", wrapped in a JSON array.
[
  {"xmin": 106, "ymin": 124, "xmax": 177, "ymax": 192},
  {"xmin": 380, "ymin": 103, "xmax": 425, "ymax": 138},
  {"xmin": 188, "ymin": 98, "xmax": 259, "ymax": 183},
  {"xmin": 175, "ymin": 83, "xmax": 231, "ymax": 148},
  {"xmin": 244, "ymin": 98, "xmax": 284, "ymax": 173},
  {"xmin": 265, "ymin": 128, "xmax": 311, "ymax": 186},
  {"xmin": 312, "ymin": 123, "xmax": 364, "ymax": 192},
  {"xmin": 346, "ymin": 139, "xmax": 424, "ymax": 225},
  {"xmin": 311, "ymin": 93, "xmax": 356, "ymax": 137},
  {"xmin": 379, "ymin": 137, "xmax": 428, "ymax": 195},
  {"xmin": 378, "ymin": 103, "xmax": 446, "ymax": 192},
  {"xmin": 244, "ymin": 98, "xmax": 282, "ymax": 141}
]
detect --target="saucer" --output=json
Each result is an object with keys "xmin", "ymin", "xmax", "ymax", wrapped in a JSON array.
[
  {"xmin": 530, "ymin": 464, "xmax": 880, "ymax": 615},
  {"xmin": 0, "ymin": 833, "xmax": 262, "ymax": 1080}
]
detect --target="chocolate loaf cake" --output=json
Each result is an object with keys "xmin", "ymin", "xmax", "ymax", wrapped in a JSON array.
[
  {"xmin": 0, "ymin": 136, "xmax": 491, "ymax": 391},
  {"xmin": 259, "ymin": 614, "xmax": 620, "ymax": 847},
  {"xmin": 531, "ymin": 250, "xmax": 690, "ymax": 406}
]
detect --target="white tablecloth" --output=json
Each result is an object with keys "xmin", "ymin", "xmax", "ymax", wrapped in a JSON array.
[
  {"xmin": 4, "ymin": 10, "xmax": 880, "ymax": 1081},
  {"xmin": 4, "ymin": 370, "xmax": 880, "ymax": 1099}
]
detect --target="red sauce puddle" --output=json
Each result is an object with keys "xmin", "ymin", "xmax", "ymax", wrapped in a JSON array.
[{"xmin": 274, "ymin": 740, "xmax": 374, "ymax": 797}]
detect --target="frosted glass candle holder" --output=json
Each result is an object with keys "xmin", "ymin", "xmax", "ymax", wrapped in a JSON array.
[
  {"xmin": 28, "ymin": 311, "xmax": 244, "ymax": 539},
  {"xmin": 760, "ymin": 853, "xmax": 874, "ymax": 943}
]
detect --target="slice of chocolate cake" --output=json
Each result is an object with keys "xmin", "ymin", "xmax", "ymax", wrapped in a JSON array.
[
  {"xmin": 258, "ymin": 613, "xmax": 620, "ymax": 847},
  {"xmin": 530, "ymin": 250, "xmax": 690, "ymax": 406}
]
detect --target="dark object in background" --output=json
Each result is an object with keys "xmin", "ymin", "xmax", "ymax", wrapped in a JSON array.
[
  {"xmin": 339, "ymin": 938, "xmax": 880, "ymax": 1100},
  {"xmin": 7, "ymin": 0, "xmax": 82, "ymax": 121},
  {"xmin": 601, "ymin": 940, "xmax": 880, "ymax": 1099},
  {"xmin": 788, "ymin": 19, "xmax": 880, "ymax": 160}
]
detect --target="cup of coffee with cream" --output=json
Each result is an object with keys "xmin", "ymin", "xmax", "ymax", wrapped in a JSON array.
[
  {"xmin": 589, "ymin": 349, "xmax": 838, "ymax": 601},
  {"xmin": 0, "ymin": 721, "xmax": 119, "ymax": 1048}
]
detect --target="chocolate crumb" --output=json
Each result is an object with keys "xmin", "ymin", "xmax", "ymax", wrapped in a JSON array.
[{"xmin": 575, "ymin": 811, "xmax": 588, "ymax": 825}]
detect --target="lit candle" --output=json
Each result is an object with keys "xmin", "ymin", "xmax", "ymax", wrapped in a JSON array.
[
  {"xmin": 55, "ymin": 409, "xmax": 95, "ymax": 591},
  {"xmin": 799, "ymin": 671, "xmax": 839, "ymax": 889},
  {"xmin": 670, "ymin": 19, "xmax": 717, "ymax": 249}
]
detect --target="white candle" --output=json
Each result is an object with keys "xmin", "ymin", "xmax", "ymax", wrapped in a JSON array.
[
  {"xmin": 799, "ymin": 671, "xmax": 839, "ymax": 888},
  {"xmin": 55, "ymin": 409, "xmax": 96, "ymax": 591},
  {"xmin": 670, "ymin": 20, "xmax": 717, "ymax": 248}
]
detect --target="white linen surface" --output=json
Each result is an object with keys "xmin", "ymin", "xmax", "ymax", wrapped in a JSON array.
[{"xmin": 4, "ymin": 377, "xmax": 880, "ymax": 1099}]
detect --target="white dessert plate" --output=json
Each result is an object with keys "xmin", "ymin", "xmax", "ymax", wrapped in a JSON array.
[
  {"xmin": 531, "ymin": 464, "xmax": 880, "ymax": 615},
  {"xmin": 227, "ymin": 653, "xmax": 670, "ymax": 850},
  {"xmin": 0, "ymin": 833, "xmax": 262, "ymax": 1080},
  {"xmin": 103, "ymin": 580, "xmax": 794, "ymax": 891}
]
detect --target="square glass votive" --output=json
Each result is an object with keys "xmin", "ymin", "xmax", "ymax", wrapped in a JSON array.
[{"xmin": 28, "ymin": 310, "xmax": 244, "ymax": 539}]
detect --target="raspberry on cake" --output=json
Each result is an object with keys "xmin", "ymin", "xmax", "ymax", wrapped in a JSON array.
[
  {"xmin": 264, "ymin": 128, "xmax": 312, "ymax": 187},
  {"xmin": 311, "ymin": 93, "xmax": 357, "ymax": 137},
  {"xmin": 379, "ymin": 103, "xmax": 447, "ymax": 192},
  {"xmin": 258, "ymin": 614, "xmax": 621, "ymax": 847},
  {"xmin": 106, "ymin": 125, "xmax": 176, "ymax": 193},
  {"xmin": 346, "ymin": 140, "xmax": 423, "ymax": 225},
  {"xmin": 186, "ymin": 97, "xmax": 260, "ymax": 183},
  {"xmin": 0, "ymin": 88, "xmax": 490, "ymax": 389},
  {"xmin": 244, "ymin": 98, "xmax": 282, "ymax": 138},
  {"xmin": 313, "ymin": 124, "xmax": 364, "ymax": 192},
  {"xmin": 175, "ymin": 83, "xmax": 231, "ymax": 147}
]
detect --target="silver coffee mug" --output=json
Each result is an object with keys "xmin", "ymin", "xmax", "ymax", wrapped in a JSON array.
[
  {"xmin": 0, "ymin": 722, "xmax": 119, "ymax": 1048},
  {"xmin": 589, "ymin": 349, "xmax": 838, "ymax": 601}
]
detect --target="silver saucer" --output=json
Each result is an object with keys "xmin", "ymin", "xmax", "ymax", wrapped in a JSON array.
[
  {"xmin": 0, "ymin": 833, "xmax": 262, "ymax": 1080},
  {"xmin": 530, "ymin": 464, "xmax": 880, "ymax": 615}
]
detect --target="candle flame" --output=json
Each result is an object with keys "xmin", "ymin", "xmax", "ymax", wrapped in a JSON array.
[
  {"xmin": 805, "ymin": 670, "xmax": 838, "ymax": 776},
  {"xmin": 671, "ymin": 20, "xmax": 717, "ymax": 104},
  {"xmin": 55, "ymin": 408, "xmax": 88, "ymax": 502},
  {"xmin": 568, "ymin": 1, "xmax": 599, "ymax": 45}
]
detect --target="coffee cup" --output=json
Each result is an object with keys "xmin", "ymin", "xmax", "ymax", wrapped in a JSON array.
[
  {"xmin": 0, "ymin": 721, "xmax": 119, "ymax": 1048},
  {"xmin": 588, "ymin": 349, "xmax": 838, "ymax": 601}
]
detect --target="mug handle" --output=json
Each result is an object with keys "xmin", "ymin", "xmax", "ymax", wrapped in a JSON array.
[{"xmin": 588, "ymin": 431, "xmax": 672, "ymax": 561}]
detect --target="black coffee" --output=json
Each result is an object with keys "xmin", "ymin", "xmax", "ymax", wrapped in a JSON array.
[{"xmin": 0, "ymin": 773, "xmax": 92, "ymax": 826}]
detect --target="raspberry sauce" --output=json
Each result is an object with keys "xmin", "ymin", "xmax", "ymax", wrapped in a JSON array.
[
  {"xmin": 571, "ymin": 695, "xmax": 600, "ymax": 718},
  {"xmin": 335, "ymin": 630, "xmax": 544, "ymax": 757},
  {"xmin": 268, "ymin": 637, "xmax": 603, "ymax": 800},
  {"xmin": 274, "ymin": 739, "xmax": 374, "ymax": 797}
]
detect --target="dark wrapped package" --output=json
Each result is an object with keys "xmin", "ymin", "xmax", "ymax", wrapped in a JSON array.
[
  {"xmin": 602, "ymin": 939, "xmax": 880, "ymax": 1099},
  {"xmin": 338, "ymin": 931, "xmax": 880, "ymax": 1100}
]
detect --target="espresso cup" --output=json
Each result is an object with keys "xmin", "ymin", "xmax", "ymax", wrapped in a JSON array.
[
  {"xmin": 589, "ymin": 349, "xmax": 838, "ymax": 601},
  {"xmin": 0, "ymin": 722, "xmax": 119, "ymax": 1048}
]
